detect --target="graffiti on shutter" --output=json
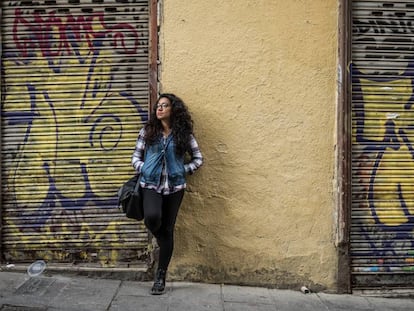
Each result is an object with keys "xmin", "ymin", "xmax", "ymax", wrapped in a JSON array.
[
  {"xmin": 1, "ymin": 0, "xmax": 151, "ymax": 268},
  {"xmin": 352, "ymin": 1, "xmax": 414, "ymax": 288}
]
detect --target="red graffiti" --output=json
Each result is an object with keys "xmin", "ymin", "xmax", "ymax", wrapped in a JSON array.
[{"xmin": 13, "ymin": 8, "xmax": 139, "ymax": 57}]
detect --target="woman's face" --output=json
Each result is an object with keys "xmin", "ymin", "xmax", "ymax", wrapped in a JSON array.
[{"xmin": 156, "ymin": 97, "xmax": 172, "ymax": 122}]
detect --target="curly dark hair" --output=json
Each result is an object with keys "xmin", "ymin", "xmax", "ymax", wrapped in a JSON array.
[{"xmin": 144, "ymin": 93, "xmax": 194, "ymax": 156}]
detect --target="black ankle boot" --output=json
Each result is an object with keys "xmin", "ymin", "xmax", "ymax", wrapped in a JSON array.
[{"xmin": 150, "ymin": 269, "xmax": 166, "ymax": 295}]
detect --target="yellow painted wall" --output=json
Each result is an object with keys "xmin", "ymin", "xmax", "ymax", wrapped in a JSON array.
[{"xmin": 159, "ymin": 0, "xmax": 338, "ymax": 290}]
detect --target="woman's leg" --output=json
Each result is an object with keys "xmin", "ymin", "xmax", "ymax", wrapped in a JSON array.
[
  {"xmin": 142, "ymin": 188, "xmax": 184, "ymax": 295},
  {"xmin": 141, "ymin": 188, "xmax": 184, "ymax": 267},
  {"xmin": 157, "ymin": 190, "xmax": 184, "ymax": 270},
  {"xmin": 142, "ymin": 188, "xmax": 163, "ymax": 235}
]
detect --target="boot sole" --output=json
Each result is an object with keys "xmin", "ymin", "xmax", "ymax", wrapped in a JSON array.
[{"xmin": 150, "ymin": 289, "xmax": 165, "ymax": 295}]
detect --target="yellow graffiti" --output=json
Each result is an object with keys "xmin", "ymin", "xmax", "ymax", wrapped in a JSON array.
[
  {"xmin": 357, "ymin": 78, "xmax": 414, "ymax": 226},
  {"xmin": 3, "ymin": 14, "xmax": 146, "ymax": 265},
  {"xmin": 372, "ymin": 146, "xmax": 414, "ymax": 226},
  {"xmin": 356, "ymin": 78, "xmax": 412, "ymax": 142}
]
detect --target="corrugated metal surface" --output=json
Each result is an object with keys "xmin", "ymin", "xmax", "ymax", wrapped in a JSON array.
[
  {"xmin": 351, "ymin": 0, "xmax": 414, "ymax": 288},
  {"xmin": 1, "ymin": 0, "xmax": 151, "ymax": 268}
]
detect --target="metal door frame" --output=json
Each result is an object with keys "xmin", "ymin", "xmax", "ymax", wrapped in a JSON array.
[{"xmin": 337, "ymin": 0, "xmax": 352, "ymax": 294}]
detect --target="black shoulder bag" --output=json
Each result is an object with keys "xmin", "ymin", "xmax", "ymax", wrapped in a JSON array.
[{"xmin": 117, "ymin": 174, "xmax": 144, "ymax": 221}]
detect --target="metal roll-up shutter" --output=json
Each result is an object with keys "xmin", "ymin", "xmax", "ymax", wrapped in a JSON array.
[
  {"xmin": 1, "ymin": 0, "xmax": 152, "ymax": 270},
  {"xmin": 351, "ymin": 0, "xmax": 414, "ymax": 289}
]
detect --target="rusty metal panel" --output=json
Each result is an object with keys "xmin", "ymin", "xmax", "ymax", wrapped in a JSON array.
[
  {"xmin": 1, "ymin": 0, "xmax": 151, "ymax": 268},
  {"xmin": 337, "ymin": 0, "xmax": 352, "ymax": 294},
  {"xmin": 351, "ymin": 0, "xmax": 414, "ymax": 289}
]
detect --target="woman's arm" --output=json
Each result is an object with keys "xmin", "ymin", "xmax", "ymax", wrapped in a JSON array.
[
  {"xmin": 131, "ymin": 128, "xmax": 146, "ymax": 173},
  {"xmin": 184, "ymin": 134, "xmax": 203, "ymax": 174}
]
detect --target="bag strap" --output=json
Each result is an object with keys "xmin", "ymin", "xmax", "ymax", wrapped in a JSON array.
[{"xmin": 134, "ymin": 175, "xmax": 140, "ymax": 192}]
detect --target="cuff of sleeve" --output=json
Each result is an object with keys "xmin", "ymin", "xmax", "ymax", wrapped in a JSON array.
[{"xmin": 138, "ymin": 163, "xmax": 144, "ymax": 174}]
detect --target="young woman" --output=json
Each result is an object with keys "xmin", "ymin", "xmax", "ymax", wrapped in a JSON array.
[{"xmin": 131, "ymin": 93, "xmax": 203, "ymax": 295}]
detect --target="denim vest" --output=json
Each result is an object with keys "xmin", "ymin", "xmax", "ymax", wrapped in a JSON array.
[{"xmin": 140, "ymin": 135, "xmax": 186, "ymax": 187}]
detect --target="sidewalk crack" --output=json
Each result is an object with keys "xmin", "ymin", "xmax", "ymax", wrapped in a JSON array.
[
  {"xmin": 220, "ymin": 284, "xmax": 225, "ymax": 311},
  {"xmin": 105, "ymin": 280, "xmax": 123, "ymax": 311}
]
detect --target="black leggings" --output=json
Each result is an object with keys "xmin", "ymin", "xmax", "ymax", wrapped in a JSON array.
[{"xmin": 142, "ymin": 188, "xmax": 184, "ymax": 271}]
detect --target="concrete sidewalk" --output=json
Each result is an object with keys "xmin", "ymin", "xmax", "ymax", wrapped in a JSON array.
[{"xmin": 0, "ymin": 271, "xmax": 414, "ymax": 311}]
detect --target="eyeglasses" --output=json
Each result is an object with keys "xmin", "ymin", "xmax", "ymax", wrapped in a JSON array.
[{"xmin": 156, "ymin": 103, "xmax": 170, "ymax": 110}]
